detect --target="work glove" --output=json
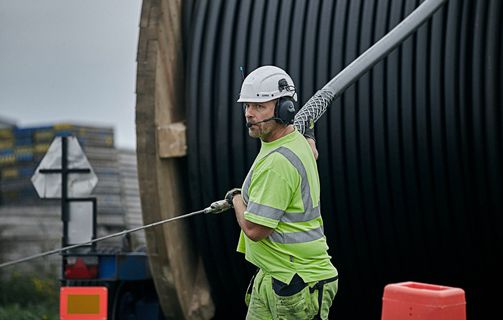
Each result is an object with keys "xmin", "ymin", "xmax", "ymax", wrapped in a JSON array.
[
  {"xmin": 225, "ymin": 188, "xmax": 242, "ymax": 207},
  {"xmin": 303, "ymin": 117, "xmax": 316, "ymax": 142},
  {"xmin": 206, "ymin": 188, "xmax": 242, "ymax": 214}
]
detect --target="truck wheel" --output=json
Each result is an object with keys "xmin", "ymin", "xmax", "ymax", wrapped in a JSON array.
[{"xmin": 112, "ymin": 282, "xmax": 138, "ymax": 320}]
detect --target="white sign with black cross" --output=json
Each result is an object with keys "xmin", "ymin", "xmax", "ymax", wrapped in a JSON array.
[
  {"xmin": 31, "ymin": 136, "xmax": 98, "ymax": 198},
  {"xmin": 31, "ymin": 136, "xmax": 98, "ymax": 248}
]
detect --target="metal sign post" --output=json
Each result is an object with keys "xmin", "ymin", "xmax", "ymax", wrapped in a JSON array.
[
  {"xmin": 38, "ymin": 137, "xmax": 93, "ymax": 247},
  {"xmin": 31, "ymin": 136, "xmax": 99, "ymax": 276}
]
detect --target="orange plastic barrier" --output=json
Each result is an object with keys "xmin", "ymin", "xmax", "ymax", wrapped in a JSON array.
[
  {"xmin": 381, "ymin": 281, "xmax": 466, "ymax": 320},
  {"xmin": 60, "ymin": 286, "xmax": 108, "ymax": 320}
]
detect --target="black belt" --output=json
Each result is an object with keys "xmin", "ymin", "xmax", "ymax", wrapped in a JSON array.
[
  {"xmin": 251, "ymin": 271, "xmax": 338, "ymax": 319},
  {"xmin": 310, "ymin": 275, "xmax": 339, "ymax": 320}
]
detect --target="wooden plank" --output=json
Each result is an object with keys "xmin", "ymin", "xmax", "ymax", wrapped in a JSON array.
[
  {"xmin": 135, "ymin": 0, "xmax": 213, "ymax": 318},
  {"xmin": 157, "ymin": 122, "xmax": 187, "ymax": 158}
]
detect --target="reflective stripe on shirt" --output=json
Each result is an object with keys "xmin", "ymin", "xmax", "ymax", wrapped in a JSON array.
[
  {"xmin": 243, "ymin": 146, "xmax": 324, "ymax": 244},
  {"xmin": 269, "ymin": 226, "xmax": 325, "ymax": 244},
  {"xmin": 247, "ymin": 201, "xmax": 321, "ymax": 223}
]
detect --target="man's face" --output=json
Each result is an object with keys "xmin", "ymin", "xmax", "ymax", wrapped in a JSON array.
[{"xmin": 243, "ymin": 100, "xmax": 278, "ymax": 140}]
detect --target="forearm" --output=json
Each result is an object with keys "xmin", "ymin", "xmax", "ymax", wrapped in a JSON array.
[
  {"xmin": 232, "ymin": 195, "xmax": 249, "ymax": 232},
  {"xmin": 232, "ymin": 195, "xmax": 273, "ymax": 241}
]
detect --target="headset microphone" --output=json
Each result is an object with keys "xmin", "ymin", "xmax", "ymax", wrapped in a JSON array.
[{"xmin": 245, "ymin": 117, "xmax": 278, "ymax": 128}]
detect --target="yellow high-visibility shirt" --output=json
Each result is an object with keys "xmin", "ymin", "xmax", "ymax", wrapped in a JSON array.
[{"xmin": 237, "ymin": 129, "xmax": 338, "ymax": 284}]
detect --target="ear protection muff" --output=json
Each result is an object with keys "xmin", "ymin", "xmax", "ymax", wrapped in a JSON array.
[
  {"xmin": 274, "ymin": 78, "xmax": 296, "ymax": 124},
  {"xmin": 274, "ymin": 96, "xmax": 296, "ymax": 125}
]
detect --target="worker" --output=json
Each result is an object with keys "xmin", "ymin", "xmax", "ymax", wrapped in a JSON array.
[{"xmin": 225, "ymin": 65, "xmax": 338, "ymax": 320}]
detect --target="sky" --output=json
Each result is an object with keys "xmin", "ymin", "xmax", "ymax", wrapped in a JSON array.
[{"xmin": 0, "ymin": 0, "xmax": 142, "ymax": 150}]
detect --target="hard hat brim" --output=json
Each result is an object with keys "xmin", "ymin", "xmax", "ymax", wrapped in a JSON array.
[
  {"xmin": 237, "ymin": 96, "xmax": 277, "ymax": 103},
  {"xmin": 237, "ymin": 92, "xmax": 297, "ymax": 103}
]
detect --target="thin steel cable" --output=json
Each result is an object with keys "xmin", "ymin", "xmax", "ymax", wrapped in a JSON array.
[{"xmin": 0, "ymin": 208, "xmax": 208, "ymax": 269}]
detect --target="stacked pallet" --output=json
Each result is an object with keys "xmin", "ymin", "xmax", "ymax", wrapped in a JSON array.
[
  {"xmin": 0, "ymin": 126, "xmax": 47, "ymax": 205},
  {"xmin": 0, "ymin": 124, "xmax": 116, "ymax": 206},
  {"xmin": 0, "ymin": 123, "xmax": 144, "ymax": 271}
]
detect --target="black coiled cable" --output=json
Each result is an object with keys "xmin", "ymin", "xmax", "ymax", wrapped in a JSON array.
[{"xmin": 184, "ymin": 1, "xmax": 502, "ymax": 318}]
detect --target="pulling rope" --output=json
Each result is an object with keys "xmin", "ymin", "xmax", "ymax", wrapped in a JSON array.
[{"xmin": 0, "ymin": 200, "xmax": 231, "ymax": 269}]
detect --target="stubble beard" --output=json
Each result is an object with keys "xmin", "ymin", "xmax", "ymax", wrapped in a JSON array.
[{"xmin": 248, "ymin": 123, "xmax": 272, "ymax": 140}]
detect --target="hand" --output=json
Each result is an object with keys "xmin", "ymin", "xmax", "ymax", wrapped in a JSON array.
[
  {"xmin": 306, "ymin": 138, "xmax": 319, "ymax": 160},
  {"xmin": 304, "ymin": 117, "xmax": 318, "ymax": 160},
  {"xmin": 225, "ymin": 188, "xmax": 242, "ymax": 207}
]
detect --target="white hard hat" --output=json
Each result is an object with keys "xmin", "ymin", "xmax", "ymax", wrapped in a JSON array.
[{"xmin": 237, "ymin": 65, "xmax": 297, "ymax": 103}]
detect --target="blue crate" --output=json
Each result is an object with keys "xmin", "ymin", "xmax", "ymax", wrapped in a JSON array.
[
  {"xmin": 33, "ymin": 125, "xmax": 56, "ymax": 142},
  {"xmin": 19, "ymin": 166, "xmax": 35, "ymax": 177},
  {"xmin": 14, "ymin": 146, "xmax": 34, "ymax": 162},
  {"xmin": 14, "ymin": 137, "xmax": 33, "ymax": 146},
  {"xmin": 0, "ymin": 165, "xmax": 36, "ymax": 179},
  {"xmin": 0, "ymin": 148, "xmax": 14, "ymax": 155},
  {"xmin": 13, "ymin": 127, "xmax": 35, "ymax": 137},
  {"xmin": 54, "ymin": 131, "xmax": 73, "ymax": 137},
  {"xmin": 0, "ymin": 149, "xmax": 15, "ymax": 165}
]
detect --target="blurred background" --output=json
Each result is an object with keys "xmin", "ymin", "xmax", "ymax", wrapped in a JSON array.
[
  {"xmin": 0, "ymin": 0, "xmax": 141, "ymax": 150},
  {"xmin": 1, "ymin": 0, "xmax": 502, "ymax": 319},
  {"xmin": 0, "ymin": 1, "xmax": 142, "ymax": 318}
]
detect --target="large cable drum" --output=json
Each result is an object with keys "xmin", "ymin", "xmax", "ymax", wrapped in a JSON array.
[
  {"xmin": 181, "ymin": 0, "xmax": 502, "ymax": 319},
  {"xmin": 136, "ymin": 0, "xmax": 502, "ymax": 319}
]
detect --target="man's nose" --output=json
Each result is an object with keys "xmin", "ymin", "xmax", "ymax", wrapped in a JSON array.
[{"xmin": 244, "ymin": 106, "xmax": 253, "ymax": 118}]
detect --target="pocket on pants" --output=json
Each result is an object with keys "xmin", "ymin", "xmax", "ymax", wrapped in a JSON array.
[
  {"xmin": 272, "ymin": 276, "xmax": 315, "ymax": 319},
  {"xmin": 245, "ymin": 270, "xmax": 259, "ymax": 307}
]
